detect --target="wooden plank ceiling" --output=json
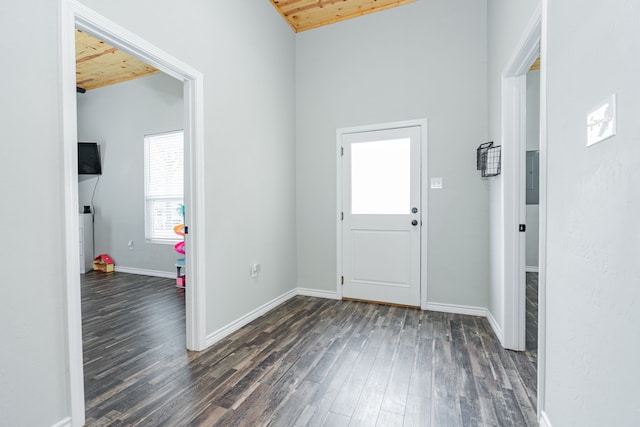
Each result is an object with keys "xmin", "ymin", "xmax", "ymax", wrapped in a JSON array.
[
  {"xmin": 530, "ymin": 57, "xmax": 541, "ymax": 71},
  {"xmin": 271, "ymin": 0, "xmax": 417, "ymax": 32},
  {"xmin": 75, "ymin": 1, "xmax": 417, "ymax": 90},
  {"xmin": 76, "ymin": 29, "xmax": 159, "ymax": 91}
]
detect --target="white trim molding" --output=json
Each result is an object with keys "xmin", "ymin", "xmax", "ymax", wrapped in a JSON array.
[
  {"xmin": 501, "ymin": 4, "xmax": 542, "ymax": 353},
  {"xmin": 539, "ymin": 411, "xmax": 553, "ymax": 427},
  {"xmin": 486, "ymin": 310, "xmax": 505, "ymax": 345},
  {"xmin": 297, "ymin": 288, "xmax": 339, "ymax": 300},
  {"xmin": 425, "ymin": 302, "xmax": 487, "ymax": 318},
  {"xmin": 426, "ymin": 303, "xmax": 505, "ymax": 345},
  {"xmin": 525, "ymin": 266, "xmax": 539, "ymax": 273},
  {"xmin": 51, "ymin": 417, "xmax": 72, "ymax": 427},
  {"xmin": 60, "ymin": 0, "xmax": 86, "ymax": 424},
  {"xmin": 113, "ymin": 266, "xmax": 175, "ymax": 279},
  {"xmin": 538, "ymin": 0, "xmax": 549, "ymax": 422},
  {"xmin": 502, "ymin": 73, "xmax": 528, "ymax": 352},
  {"xmin": 205, "ymin": 290, "xmax": 298, "ymax": 347}
]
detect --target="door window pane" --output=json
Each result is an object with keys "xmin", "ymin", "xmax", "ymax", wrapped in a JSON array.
[{"xmin": 351, "ymin": 138, "xmax": 410, "ymax": 214}]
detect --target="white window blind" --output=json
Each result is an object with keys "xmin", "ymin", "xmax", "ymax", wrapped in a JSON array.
[{"xmin": 144, "ymin": 130, "xmax": 184, "ymax": 243}]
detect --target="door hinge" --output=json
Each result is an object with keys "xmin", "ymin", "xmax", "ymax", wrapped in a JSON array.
[
  {"xmin": 341, "ymin": 275, "xmax": 344, "ymax": 285},
  {"xmin": 184, "ymin": 226, "xmax": 189, "ymax": 234},
  {"xmin": 341, "ymin": 147, "xmax": 344, "ymax": 156},
  {"xmin": 519, "ymin": 224, "xmax": 526, "ymax": 232},
  {"xmin": 341, "ymin": 212, "xmax": 344, "ymax": 221}
]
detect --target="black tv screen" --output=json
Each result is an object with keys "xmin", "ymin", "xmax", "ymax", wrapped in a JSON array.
[{"xmin": 78, "ymin": 142, "xmax": 102, "ymax": 175}]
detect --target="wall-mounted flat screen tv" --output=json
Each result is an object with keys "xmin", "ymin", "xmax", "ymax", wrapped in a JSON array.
[{"xmin": 78, "ymin": 142, "xmax": 102, "ymax": 175}]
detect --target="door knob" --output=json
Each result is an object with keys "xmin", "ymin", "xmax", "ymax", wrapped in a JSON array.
[{"xmin": 411, "ymin": 220, "xmax": 418, "ymax": 226}]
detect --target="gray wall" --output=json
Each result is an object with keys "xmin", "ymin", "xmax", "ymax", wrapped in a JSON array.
[
  {"xmin": 526, "ymin": 69, "xmax": 540, "ymax": 268},
  {"xmin": 544, "ymin": 0, "xmax": 640, "ymax": 425},
  {"xmin": 487, "ymin": 0, "xmax": 540, "ymax": 328},
  {"xmin": 1, "ymin": 0, "xmax": 296, "ymax": 425},
  {"xmin": 0, "ymin": 0, "xmax": 69, "ymax": 427},
  {"xmin": 0, "ymin": 2, "xmax": 70, "ymax": 426},
  {"xmin": 296, "ymin": 0, "xmax": 490, "ymax": 308},
  {"xmin": 525, "ymin": 204, "xmax": 540, "ymax": 268},
  {"xmin": 77, "ymin": 73, "xmax": 184, "ymax": 274},
  {"xmin": 526, "ymin": 70, "xmax": 541, "ymax": 152}
]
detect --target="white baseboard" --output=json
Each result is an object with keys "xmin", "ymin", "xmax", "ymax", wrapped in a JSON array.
[
  {"xmin": 425, "ymin": 302, "xmax": 505, "ymax": 345},
  {"xmin": 425, "ymin": 302, "xmax": 487, "ymax": 317},
  {"xmin": 486, "ymin": 309, "xmax": 505, "ymax": 345},
  {"xmin": 205, "ymin": 289, "xmax": 298, "ymax": 347},
  {"xmin": 525, "ymin": 266, "xmax": 539, "ymax": 273},
  {"xmin": 114, "ymin": 266, "xmax": 175, "ymax": 279},
  {"xmin": 202, "ymin": 290, "xmax": 504, "ymax": 355},
  {"xmin": 297, "ymin": 287, "xmax": 339, "ymax": 300},
  {"xmin": 51, "ymin": 417, "xmax": 71, "ymax": 427},
  {"xmin": 539, "ymin": 410, "xmax": 553, "ymax": 427}
]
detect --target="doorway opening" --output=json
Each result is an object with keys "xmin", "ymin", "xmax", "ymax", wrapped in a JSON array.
[
  {"xmin": 500, "ymin": 4, "xmax": 544, "ymax": 420},
  {"xmin": 524, "ymin": 65, "xmax": 541, "ymax": 356},
  {"xmin": 61, "ymin": 1, "xmax": 206, "ymax": 424},
  {"xmin": 501, "ymin": 10, "xmax": 541, "ymax": 352}
]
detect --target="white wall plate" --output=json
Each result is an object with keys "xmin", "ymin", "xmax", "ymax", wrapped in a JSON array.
[
  {"xmin": 430, "ymin": 177, "xmax": 443, "ymax": 189},
  {"xmin": 587, "ymin": 94, "xmax": 616, "ymax": 147}
]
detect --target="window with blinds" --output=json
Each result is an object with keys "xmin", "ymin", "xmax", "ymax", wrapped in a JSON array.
[{"xmin": 144, "ymin": 130, "xmax": 184, "ymax": 243}]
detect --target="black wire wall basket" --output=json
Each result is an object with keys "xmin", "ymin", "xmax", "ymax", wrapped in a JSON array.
[{"xmin": 477, "ymin": 142, "xmax": 501, "ymax": 177}]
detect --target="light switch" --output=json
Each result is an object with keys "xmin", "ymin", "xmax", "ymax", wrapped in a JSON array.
[
  {"xmin": 251, "ymin": 263, "xmax": 261, "ymax": 278},
  {"xmin": 430, "ymin": 177, "xmax": 443, "ymax": 189},
  {"xmin": 587, "ymin": 94, "xmax": 616, "ymax": 147}
]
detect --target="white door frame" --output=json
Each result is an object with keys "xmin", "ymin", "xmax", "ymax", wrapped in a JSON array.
[
  {"xmin": 501, "ymin": 6, "xmax": 541, "ymax": 352},
  {"xmin": 60, "ymin": 1, "xmax": 207, "ymax": 424},
  {"xmin": 336, "ymin": 119, "xmax": 428, "ymax": 309},
  {"xmin": 501, "ymin": 3, "xmax": 546, "ymax": 421},
  {"xmin": 538, "ymin": 1, "xmax": 548, "ymax": 421}
]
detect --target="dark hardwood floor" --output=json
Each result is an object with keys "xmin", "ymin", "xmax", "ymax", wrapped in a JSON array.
[
  {"xmin": 525, "ymin": 272, "xmax": 538, "ymax": 358},
  {"xmin": 82, "ymin": 272, "xmax": 537, "ymax": 426}
]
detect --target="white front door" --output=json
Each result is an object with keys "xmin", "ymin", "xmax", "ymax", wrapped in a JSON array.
[{"xmin": 341, "ymin": 125, "xmax": 421, "ymax": 306}]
